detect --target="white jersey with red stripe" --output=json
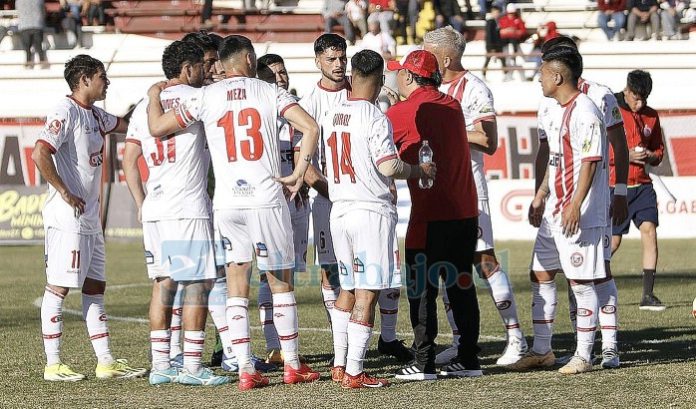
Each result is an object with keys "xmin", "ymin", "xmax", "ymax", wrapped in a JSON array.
[
  {"xmin": 38, "ymin": 96, "xmax": 119, "ymax": 234},
  {"xmin": 320, "ymin": 98, "xmax": 397, "ymax": 216},
  {"xmin": 175, "ymin": 76, "xmax": 298, "ymax": 209},
  {"xmin": 439, "ymin": 71, "xmax": 496, "ymax": 199},
  {"xmin": 279, "ymin": 94, "xmax": 300, "ymax": 177},
  {"xmin": 539, "ymin": 92, "xmax": 609, "ymax": 231},
  {"xmin": 125, "ymin": 84, "xmax": 211, "ymax": 222}
]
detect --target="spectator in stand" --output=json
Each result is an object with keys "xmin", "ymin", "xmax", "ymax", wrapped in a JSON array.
[
  {"xmin": 394, "ymin": 0, "xmax": 420, "ymax": 44},
  {"xmin": 626, "ymin": 0, "xmax": 660, "ymax": 40},
  {"xmin": 526, "ymin": 21, "xmax": 559, "ymax": 80},
  {"xmin": 368, "ymin": 0, "xmax": 395, "ymax": 36},
  {"xmin": 60, "ymin": 0, "xmax": 85, "ymax": 48},
  {"xmin": 498, "ymin": 2, "xmax": 526, "ymax": 80},
  {"xmin": 201, "ymin": 0, "xmax": 214, "ymax": 27},
  {"xmin": 598, "ymin": 0, "xmax": 627, "ymax": 40},
  {"xmin": 16, "ymin": 0, "xmax": 49, "ymax": 69},
  {"xmin": 482, "ymin": 4, "xmax": 505, "ymax": 80},
  {"xmin": 659, "ymin": 0, "xmax": 686, "ymax": 39},
  {"xmin": 84, "ymin": 0, "xmax": 105, "ymax": 26},
  {"xmin": 433, "ymin": 0, "xmax": 465, "ymax": 32},
  {"xmin": 345, "ymin": 0, "xmax": 368, "ymax": 39},
  {"xmin": 361, "ymin": 12, "xmax": 396, "ymax": 58},
  {"xmin": 324, "ymin": 0, "xmax": 356, "ymax": 44}
]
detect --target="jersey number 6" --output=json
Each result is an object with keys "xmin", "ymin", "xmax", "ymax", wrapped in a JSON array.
[{"xmin": 217, "ymin": 109, "xmax": 264, "ymax": 162}]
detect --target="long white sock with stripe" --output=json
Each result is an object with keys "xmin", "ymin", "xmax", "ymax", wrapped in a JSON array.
[
  {"xmin": 531, "ymin": 281, "xmax": 557, "ymax": 355},
  {"xmin": 183, "ymin": 330, "xmax": 205, "ymax": 374},
  {"xmin": 226, "ymin": 297, "xmax": 253, "ymax": 373},
  {"xmin": 321, "ymin": 284, "xmax": 340, "ymax": 325},
  {"xmin": 150, "ymin": 330, "xmax": 171, "ymax": 371},
  {"xmin": 332, "ymin": 307, "xmax": 351, "ymax": 367},
  {"xmin": 258, "ymin": 276, "xmax": 280, "ymax": 351},
  {"xmin": 571, "ymin": 283, "xmax": 598, "ymax": 361},
  {"xmin": 273, "ymin": 291, "xmax": 300, "ymax": 369},
  {"xmin": 169, "ymin": 284, "xmax": 184, "ymax": 358},
  {"xmin": 208, "ymin": 278, "xmax": 233, "ymax": 357},
  {"xmin": 82, "ymin": 293, "xmax": 114, "ymax": 365},
  {"xmin": 346, "ymin": 320, "xmax": 373, "ymax": 376},
  {"xmin": 596, "ymin": 279, "xmax": 619, "ymax": 351},
  {"xmin": 441, "ymin": 285, "xmax": 460, "ymax": 346},
  {"xmin": 377, "ymin": 288, "xmax": 400, "ymax": 342},
  {"xmin": 41, "ymin": 287, "xmax": 64, "ymax": 365},
  {"xmin": 486, "ymin": 269, "xmax": 524, "ymax": 339}
]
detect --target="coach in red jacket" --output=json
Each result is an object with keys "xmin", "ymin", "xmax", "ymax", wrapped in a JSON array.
[{"xmin": 385, "ymin": 50, "xmax": 482, "ymax": 380}]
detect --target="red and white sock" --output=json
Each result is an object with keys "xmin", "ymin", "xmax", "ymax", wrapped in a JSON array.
[
  {"xmin": 321, "ymin": 284, "xmax": 340, "ymax": 325},
  {"xmin": 571, "ymin": 283, "xmax": 598, "ymax": 361},
  {"xmin": 226, "ymin": 297, "xmax": 253, "ymax": 373},
  {"xmin": 596, "ymin": 279, "xmax": 619, "ymax": 351},
  {"xmin": 531, "ymin": 281, "xmax": 557, "ymax": 355},
  {"xmin": 567, "ymin": 284, "xmax": 578, "ymax": 332},
  {"xmin": 183, "ymin": 330, "xmax": 205, "ymax": 374},
  {"xmin": 486, "ymin": 269, "xmax": 524, "ymax": 340},
  {"xmin": 442, "ymin": 286, "xmax": 460, "ymax": 346},
  {"xmin": 150, "ymin": 330, "xmax": 171, "ymax": 371},
  {"xmin": 82, "ymin": 293, "xmax": 114, "ymax": 365},
  {"xmin": 169, "ymin": 284, "xmax": 184, "ymax": 358},
  {"xmin": 258, "ymin": 276, "xmax": 280, "ymax": 351},
  {"xmin": 377, "ymin": 288, "xmax": 399, "ymax": 342},
  {"xmin": 208, "ymin": 279, "xmax": 233, "ymax": 357},
  {"xmin": 346, "ymin": 319, "xmax": 373, "ymax": 376},
  {"xmin": 41, "ymin": 287, "xmax": 64, "ymax": 365},
  {"xmin": 273, "ymin": 291, "xmax": 300, "ymax": 369},
  {"xmin": 332, "ymin": 306, "xmax": 351, "ymax": 367}
]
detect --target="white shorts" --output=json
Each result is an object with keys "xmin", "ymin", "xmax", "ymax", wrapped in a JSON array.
[
  {"xmin": 312, "ymin": 195, "xmax": 336, "ymax": 266},
  {"xmin": 289, "ymin": 200, "xmax": 310, "ymax": 272},
  {"xmin": 215, "ymin": 206, "xmax": 294, "ymax": 271},
  {"xmin": 142, "ymin": 219, "xmax": 217, "ymax": 281},
  {"xmin": 44, "ymin": 228, "xmax": 105, "ymax": 288},
  {"xmin": 476, "ymin": 200, "xmax": 495, "ymax": 252},
  {"xmin": 530, "ymin": 220, "xmax": 607, "ymax": 281},
  {"xmin": 331, "ymin": 208, "xmax": 400, "ymax": 290}
]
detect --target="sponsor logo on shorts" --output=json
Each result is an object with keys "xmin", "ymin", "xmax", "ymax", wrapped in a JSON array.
[
  {"xmin": 496, "ymin": 300, "xmax": 512, "ymax": 310},
  {"xmin": 339, "ymin": 262, "xmax": 348, "ymax": 275},
  {"xmin": 570, "ymin": 252, "xmax": 584, "ymax": 267},
  {"xmin": 232, "ymin": 179, "xmax": 255, "ymax": 197},
  {"xmin": 222, "ymin": 237, "xmax": 232, "ymax": 251},
  {"xmin": 144, "ymin": 251, "xmax": 154, "ymax": 265},
  {"xmin": 577, "ymin": 308, "xmax": 593, "ymax": 317},
  {"xmin": 603, "ymin": 235, "xmax": 610, "ymax": 248},
  {"xmin": 601, "ymin": 305, "xmax": 616, "ymax": 314},
  {"xmin": 352, "ymin": 257, "xmax": 364, "ymax": 273},
  {"xmin": 48, "ymin": 119, "xmax": 63, "ymax": 135},
  {"xmin": 256, "ymin": 242, "xmax": 268, "ymax": 258},
  {"xmin": 89, "ymin": 151, "xmax": 103, "ymax": 167},
  {"xmin": 50, "ymin": 314, "xmax": 62, "ymax": 323}
]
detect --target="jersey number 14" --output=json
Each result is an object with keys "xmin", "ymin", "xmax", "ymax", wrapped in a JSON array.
[{"xmin": 327, "ymin": 131, "xmax": 356, "ymax": 183}]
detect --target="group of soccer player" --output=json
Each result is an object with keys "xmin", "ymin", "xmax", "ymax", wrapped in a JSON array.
[{"xmin": 35, "ymin": 24, "xmax": 633, "ymax": 389}]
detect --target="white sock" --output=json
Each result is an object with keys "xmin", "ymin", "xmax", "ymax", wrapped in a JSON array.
[
  {"xmin": 571, "ymin": 283, "xmax": 598, "ymax": 362},
  {"xmin": 321, "ymin": 283, "xmax": 340, "ymax": 325},
  {"xmin": 442, "ymin": 284, "xmax": 460, "ymax": 346},
  {"xmin": 258, "ymin": 276, "xmax": 281, "ymax": 351},
  {"xmin": 332, "ymin": 307, "xmax": 351, "ymax": 367},
  {"xmin": 486, "ymin": 269, "xmax": 524, "ymax": 340},
  {"xmin": 226, "ymin": 297, "xmax": 253, "ymax": 373},
  {"xmin": 273, "ymin": 291, "xmax": 300, "ymax": 369},
  {"xmin": 150, "ymin": 330, "xmax": 171, "ymax": 371},
  {"xmin": 596, "ymin": 279, "xmax": 619, "ymax": 351},
  {"xmin": 208, "ymin": 279, "xmax": 233, "ymax": 357},
  {"xmin": 377, "ymin": 288, "xmax": 399, "ymax": 343},
  {"xmin": 531, "ymin": 281, "xmax": 557, "ymax": 355},
  {"xmin": 41, "ymin": 287, "xmax": 64, "ymax": 365},
  {"xmin": 346, "ymin": 320, "xmax": 373, "ymax": 376},
  {"xmin": 170, "ymin": 284, "xmax": 184, "ymax": 358},
  {"xmin": 183, "ymin": 330, "xmax": 205, "ymax": 374},
  {"xmin": 567, "ymin": 284, "xmax": 577, "ymax": 332},
  {"xmin": 82, "ymin": 293, "xmax": 114, "ymax": 365}
]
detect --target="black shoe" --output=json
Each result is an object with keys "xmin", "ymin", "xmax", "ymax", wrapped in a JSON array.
[
  {"xmin": 440, "ymin": 356, "xmax": 483, "ymax": 377},
  {"xmin": 210, "ymin": 334, "xmax": 224, "ymax": 367},
  {"xmin": 378, "ymin": 337, "xmax": 414, "ymax": 364},
  {"xmin": 395, "ymin": 360, "xmax": 437, "ymax": 380},
  {"xmin": 639, "ymin": 293, "xmax": 667, "ymax": 311}
]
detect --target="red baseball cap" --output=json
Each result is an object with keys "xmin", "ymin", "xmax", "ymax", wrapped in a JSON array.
[{"xmin": 386, "ymin": 50, "xmax": 439, "ymax": 79}]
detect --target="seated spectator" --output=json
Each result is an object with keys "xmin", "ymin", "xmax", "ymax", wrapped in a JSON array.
[
  {"xmin": 17, "ymin": 0, "xmax": 49, "ymax": 69},
  {"xmin": 626, "ymin": 0, "xmax": 660, "ymax": 40},
  {"xmin": 482, "ymin": 4, "xmax": 506, "ymax": 80},
  {"xmin": 498, "ymin": 2, "xmax": 526, "ymax": 80},
  {"xmin": 360, "ymin": 12, "xmax": 396, "ymax": 58},
  {"xmin": 660, "ymin": 0, "xmax": 687, "ymax": 39},
  {"xmin": 368, "ymin": 0, "xmax": 395, "ymax": 35},
  {"xmin": 394, "ymin": 0, "xmax": 420, "ymax": 44},
  {"xmin": 598, "ymin": 0, "xmax": 627, "ymax": 40},
  {"xmin": 324, "ymin": 0, "xmax": 356, "ymax": 44},
  {"xmin": 345, "ymin": 0, "xmax": 368, "ymax": 39},
  {"xmin": 526, "ymin": 21, "xmax": 559, "ymax": 80},
  {"xmin": 60, "ymin": 0, "xmax": 85, "ymax": 48},
  {"xmin": 85, "ymin": 0, "xmax": 105, "ymax": 26},
  {"xmin": 434, "ymin": 0, "xmax": 465, "ymax": 32}
]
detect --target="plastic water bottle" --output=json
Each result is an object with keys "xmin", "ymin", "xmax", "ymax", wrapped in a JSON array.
[{"xmin": 418, "ymin": 140, "xmax": 433, "ymax": 189}]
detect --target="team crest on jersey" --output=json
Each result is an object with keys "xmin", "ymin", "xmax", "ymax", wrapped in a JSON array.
[
  {"xmin": 612, "ymin": 106, "xmax": 621, "ymax": 121},
  {"xmin": 48, "ymin": 119, "xmax": 63, "ymax": 135},
  {"xmin": 144, "ymin": 251, "xmax": 155, "ymax": 265},
  {"xmin": 570, "ymin": 252, "xmax": 584, "ymax": 267},
  {"xmin": 339, "ymin": 262, "xmax": 348, "ymax": 275},
  {"xmin": 89, "ymin": 151, "xmax": 103, "ymax": 167},
  {"xmin": 255, "ymin": 242, "xmax": 268, "ymax": 258},
  {"xmin": 643, "ymin": 126, "xmax": 652, "ymax": 137},
  {"xmin": 352, "ymin": 257, "xmax": 364, "ymax": 273}
]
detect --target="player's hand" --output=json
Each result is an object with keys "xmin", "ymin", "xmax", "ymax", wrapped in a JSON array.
[
  {"xmin": 389, "ymin": 182, "xmax": 398, "ymax": 205},
  {"xmin": 611, "ymin": 194, "xmax": 628, "ymax": 226},
  {"xmin": 293, "ymin": 184, "xmax": 309, "ymax": 208},
  {"xmin": 629, "ymin": 148, "xmax": 647, "ymax": 165},
  {"xmin": 528, "ymin": 197, "xmax": 545, "ymax": 228},
  {"xmin": 561, "ymin": 202, "xmax": 581, "ymax": 237},
  {"xmin": 382, "ymin": 86, "xmax": 400, "ymax": 106},
  {"xmin": 276, "ymin": 172, "xmax": 304, "ymax": 200},
  {"xmin": 147, "ymin": 81, "xmax": 168, "ymax": 101},
  {"xmin": 419, "ymin": 162, "xmax": 437, "ymax": 180},
  {"xmin": 61, "ymin": 189, "xmax": 86, "ymax": 218}
]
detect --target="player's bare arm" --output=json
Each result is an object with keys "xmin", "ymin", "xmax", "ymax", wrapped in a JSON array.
[
  {"xmin": 534, "ymin": 139, "xmax": 550, "ymax": 193},
  {"xmin": 562, "ymin": 160, "xmax": 598, "ymax": 237},
  {"xmin": 146, "ymin": 82, "xmax": 182, "ymax": 137},
  {"xmin": 112, "ymin": 118, "xmax": 130, "ymax": 134},
  {"xmin": 123, "ymin": 142, "xmax": 145, "ymax": 222},
  {"xmin": 293, "ymin": 150, "xmax": 330, "ymax": 199},
  {"xmin": 377, "ymin": 157, "xmax": 437, "ymax": 180},
  {"xmin": 467, "ymin": 119, "xmax": 499, "ymax": 155},
  {"xmin": 529, "ymin": 166, "xmax": 549, "ymax": 228},
  {"xmin": 278, "ymin": 105, "xmax": 320, "ymax": 196},
  {"xmin": 607, "ymin": 125, "xmax": 629, "ymax": 225},
  {"xmin": 32, "ymin": 141, "xmax": 86, "ymax": 215}
]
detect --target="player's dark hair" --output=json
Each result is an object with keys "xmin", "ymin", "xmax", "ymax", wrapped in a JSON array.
[
  {"xmin": 540, "ymin": 35, "xmax": 577, "ymax": 54},
  {"xmin": 313, "ymin": 33, "xmax": 347, "ymax": 55},
  {"xmin": 162, "ymin": 40, "xmax": 204, "ymax": 80},
  {"xmin": 181, "ymin": 31, "xmax": 217, "ymax": 53},
  {"xmin": 256, "ymin": 61, "xmax": 275, "ymax": 83},
  {"xmin": 626, "ymin": 70, "xmax": 652, "ymax": 99},
  {"xmin": 219, "ymin": 35, "xmax": 255, "ymax": 61},
  {"xmin": 64, "ymin": 54, "xmax": 105, "ymax": 91},
  {"xmin": 208, "ymin": 33, "xmax": 223, "ymax": 49},
  {"xmin": 258, "ymin": 53, "xmax": 285, "ymax": 67},
  {"xmin": 412, "ymin": 71, "xmax": 442, "ymax": 88},
  {"xmin": 350, "ymin": 50, "xmax": 384, "ymax": 80},
  {"xmin": 542, "ymin": 46, "xmax": 583, "ymax": 84}
]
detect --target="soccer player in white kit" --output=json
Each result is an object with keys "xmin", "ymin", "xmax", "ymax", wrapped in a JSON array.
[
  {"xmin": 145, "ymin": 35, "xmax": 322, "ymax": 391},
  {"xmin": 123, "ymin": 41, "xmax": 229, "ymax": 386},
  {"xmin": 321, "ymin": 50, "xmax": 437, "ymax": 388},
  {"xmin": 532, "ymin": 36, "xmax": 630, "ymax": 369},
  {"xmin": 423, "ymin": 26, "xmax": 528, "ymax": 365},
  {"xmin": 511, "ymin": 47, "xmax": 610, "ymax": 375},
  {"xmin": 33, "ymin": 55, "xmax": 146, "ymax": 381}
]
